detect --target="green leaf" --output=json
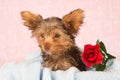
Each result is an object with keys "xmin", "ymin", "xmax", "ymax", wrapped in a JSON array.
[
  {"xmin": 95, "ymin": 64, "xmax": 106, "ymax": 71},
  {"xmin": 106, "ymin": 53, "xmax": 116, "ymax": 59},
  {"xmin": 99, "ymin": 41, "xmax": 107, "ymax": 53},
  {"xmin": 96, "ymin": 39, "xmax": 100, "ymax": 44}
]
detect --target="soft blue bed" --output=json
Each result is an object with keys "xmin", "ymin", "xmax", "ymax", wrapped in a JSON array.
[{"xmin": 0, "ymin": 50, "xmax": 120, "ymax": 80}]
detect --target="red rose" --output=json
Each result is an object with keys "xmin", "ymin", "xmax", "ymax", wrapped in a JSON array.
[{"xmin": 81, "ymin": 44, "xmax": 103, "ymax": 68}]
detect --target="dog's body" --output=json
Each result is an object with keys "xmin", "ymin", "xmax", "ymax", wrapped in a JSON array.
[{"xmin": 21, "ymin": 9, "xmax": 86, "ymax": 71}]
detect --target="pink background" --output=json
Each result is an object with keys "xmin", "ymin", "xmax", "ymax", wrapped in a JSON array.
[{"xmin": 0, "ymin": 0, "xmax": 120, "ymax": 66}]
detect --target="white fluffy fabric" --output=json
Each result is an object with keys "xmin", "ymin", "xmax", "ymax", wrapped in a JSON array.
[{"xmin": 0, "ymin": 50, "xmax": 120, "ymax": 80}]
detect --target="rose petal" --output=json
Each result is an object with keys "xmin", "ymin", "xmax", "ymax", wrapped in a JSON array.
[
  {"xmin": 87, "ymin": 63, "xmax": 93, "ymax": 68},
  {"xmin": 86, "ymin": 49, "xmax": 98, "ymax": 62},
  {"xmin": 86, "ymin": 51, "xmax": 96, "ymax": 61},
  {"xmin": 82, "ymin": 44, "xmax": 103, "ymax": 68},
  {"xmin": 82, "ymin": 56, "xmax": 93, "ymax": 68},
  {"xmin": 96, "ymin": 44, "xmax": 100, "ymax": 49},
  {"xmin": 95, "ymin": 52, "xmax": 103, "ymax": 64},
  {"xmin": 84, "ymin": 44, "xmax": 93, "ymax": 50}
]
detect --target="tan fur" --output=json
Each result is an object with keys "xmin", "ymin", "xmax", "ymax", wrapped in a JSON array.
[
  {"xmin": 62, "ymin": 9, "xmax": 84, "ymax": 34},
  {"xmin": 21, "ymin": 11, "xmax": 43, "ymax": 30},
  {"xmin": 21, "ymin": 9, "xmax": 86, "ymax": 71}
]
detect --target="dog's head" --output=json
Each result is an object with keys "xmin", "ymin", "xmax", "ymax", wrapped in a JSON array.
[{"xmin": 21, "ymin": 9, "xmax": 84, "ymax": 55}]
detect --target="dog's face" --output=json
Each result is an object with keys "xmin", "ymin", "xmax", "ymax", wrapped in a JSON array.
[
  {"xmin": 32, "ymin": 17, "xmax": 74, "ymax": 55},
  {"xmin": 21, "ymin": 9, "xmax": 84, "ymax": 55}
]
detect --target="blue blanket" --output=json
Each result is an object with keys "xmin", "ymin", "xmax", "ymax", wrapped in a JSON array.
[{"xmin": 0, "ymin": 50, "xmax": 120, "ymax": 80}]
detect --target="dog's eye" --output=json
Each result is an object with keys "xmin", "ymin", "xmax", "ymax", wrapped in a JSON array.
[
  {"xmin": 40, "ymin": 34, "xmax": 44, "ymax": 39},
  {"xmin": 54, "ymin": 34, "xmax": 60, "ymax": 38}
]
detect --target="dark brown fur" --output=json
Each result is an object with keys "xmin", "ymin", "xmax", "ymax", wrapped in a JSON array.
[
  {"xmin": 42, "ymin": 46, "xmax": 86, "ymax": 71},
  {"xmin": 21, "ymin": 9, "xmax": 86, "ymax": 71}
]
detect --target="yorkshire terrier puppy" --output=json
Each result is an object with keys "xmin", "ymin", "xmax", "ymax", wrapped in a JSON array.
[{"xmin": 21, "ymin": 9, "xmax": 86, "ymax": 71}]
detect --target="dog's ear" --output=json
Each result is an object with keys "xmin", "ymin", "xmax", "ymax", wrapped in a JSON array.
[
  {"xmin": 62, "ymin": 9, "xmax": 84, "ymax": 35},
  {"xmin": 21, "ymin": 11, "xmax": 43, "ymax": 30}
]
